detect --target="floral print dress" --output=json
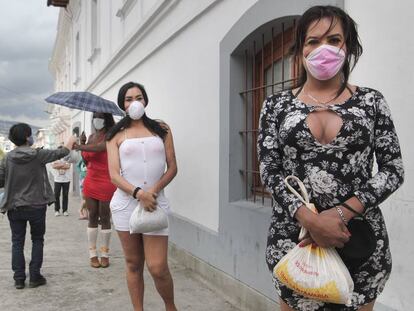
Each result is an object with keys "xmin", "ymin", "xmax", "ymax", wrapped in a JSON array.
[{"xmin": 257, "ymin": 87, "xmax": 404, "ymax": 310}]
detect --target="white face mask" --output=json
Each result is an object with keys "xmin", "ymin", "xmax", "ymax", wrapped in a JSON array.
[
  {"xmin": 92, "ymin": 118, "xmax": 105, "ymax": 130},
  {"xmin": 127, "ymin": 100, "xmax": 145, "ymax": 120}
]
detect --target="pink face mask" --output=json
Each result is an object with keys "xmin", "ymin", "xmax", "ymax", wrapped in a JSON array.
[{"xmin": 304, "ymin": 44, "xmax": 345, "ymax": 80}]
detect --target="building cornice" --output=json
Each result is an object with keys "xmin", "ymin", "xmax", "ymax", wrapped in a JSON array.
[
  {"xmin": 86, "ymin": 0, "xmax": 175, "ymax": 91},
  {"xmin": 47, "ymin": 0, "xmax": 69, "ymax": 8},
  {"xmin": 49, "ymin": 8, "xmax": 72, "ymax": 77},
  {"xmin": 86, "ymin": 0, "xmax": 221, "ymax": 94},
  {"xmin": 116, "ymin": 0, "xmax": 138, "ymax": 19}
]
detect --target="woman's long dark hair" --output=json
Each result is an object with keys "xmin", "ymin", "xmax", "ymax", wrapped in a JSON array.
[
  {"xmin": 102, "ymin": 113, "xmax": 115, "ymax": 132},
  {"xmin": 291, "ymin": 5, "xmax": 363, "ymax": 96},
  {"xmin": 106, "ymin": 82, "xmax": 168, "ymax": 141}
]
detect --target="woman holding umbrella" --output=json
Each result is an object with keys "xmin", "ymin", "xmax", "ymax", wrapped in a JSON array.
[
  {"xmin": 45, "ymin": 91, "xmax": 122, "ymax": 268},
  {"xmin": 73, "ymin": 112, "xmax": 116, "ymax": 268}
]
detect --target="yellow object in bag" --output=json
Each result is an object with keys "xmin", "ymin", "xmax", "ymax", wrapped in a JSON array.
[{"xmin": 273, "ymin": 176, "xmax": 354, "ymax": 305}]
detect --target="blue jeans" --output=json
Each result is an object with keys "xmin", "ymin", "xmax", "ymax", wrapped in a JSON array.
[{"xmin": 7, "ymin": 206, "xmax": 46, "ymax": 281}]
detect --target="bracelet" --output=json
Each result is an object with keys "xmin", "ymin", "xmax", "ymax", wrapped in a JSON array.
[
  {"xmin": 335, "ymin": 206, "xmax": 348, "ymax": 225},
  {"xmin": 132, "ymin": 186, "xmax": 142, "ymax": 199},
  {"xmin": 341, "ymin": 202, "xmax": 363, "ymax": 217}
]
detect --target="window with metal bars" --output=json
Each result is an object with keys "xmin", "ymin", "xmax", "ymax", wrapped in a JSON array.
[{"xmin": 239, "ymin": 20, "xmax": 298, "ymax": 206}]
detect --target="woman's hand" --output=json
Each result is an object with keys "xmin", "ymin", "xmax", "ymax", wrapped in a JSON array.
[
  {"xmin": 147, "ymin": 186, "xmax": 158, "ymax": 196},
  {"xmin": 137, "ymin": 190, "xmax": 157, "ymax": 212},
  {"xmin": 303, "ymin": 209, "xmax": 351, "ymax": 248},
  {"xmin": 298, "ymin": 233, "xmax": 316, "ymax": 248},
  {"xmin": 64, "ymin": 135, "xmax": 77, "ymax": 150}
]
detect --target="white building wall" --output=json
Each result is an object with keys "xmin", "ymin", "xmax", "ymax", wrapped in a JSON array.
[
  {"xmin": 51, "ymin": 0, "xmax": 252, "ymax": 230},
  {"xmin": 345, "ymin": 1, "xmax": 414, "ymax": 310},
  {"xmin": 99, "ymin": 1, "xmax": 111, "ymax": 62},
  {"xmin": 123, "ymin": 0, "xmax": 142, "ymax": 36},
  {"xmin": 110, "ymin": 0, "xmax": 125, "ymax": 56},
  {"xmin": 142, "ymin": 0, "xmax": 155, "ymax": 17},
  {"xmin": 85, "ymin": 0, "xmax": 261, "ymax": 231}
]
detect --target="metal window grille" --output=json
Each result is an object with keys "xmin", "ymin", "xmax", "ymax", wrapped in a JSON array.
[{"xmin": 239, "ymin": 21, "xmax": 298, "ymax": 206}]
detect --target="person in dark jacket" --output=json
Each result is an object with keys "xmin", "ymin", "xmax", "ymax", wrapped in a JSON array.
[{"xmin": 0, "ymin": 123, "xmax": 76, "ymax": 289}]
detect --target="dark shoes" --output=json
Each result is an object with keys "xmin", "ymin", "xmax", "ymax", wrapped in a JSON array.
[
  {"xmin": 15, "ymin": 280, "xmax": 25, "ymax": 289},
  {"xmin": 14, "ymin": 276, "xmax": 46, "ymax": 289},
  {"xmin": 29, "ymin": 276, "xmax": 47, "ymax": 288}
]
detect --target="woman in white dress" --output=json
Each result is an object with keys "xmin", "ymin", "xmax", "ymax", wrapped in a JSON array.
[{"xmin": 106, "ymin": 82, "xmax": 178, "ymax": 311}]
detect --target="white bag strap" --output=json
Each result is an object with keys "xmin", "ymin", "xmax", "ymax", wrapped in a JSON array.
[
  {"xmin": 284, "ymin": 176, "xmax": 317, "ymax": 240},
  {"xmin": 284, "ymin": 175, "xmax": 310, "ymax": 206}
]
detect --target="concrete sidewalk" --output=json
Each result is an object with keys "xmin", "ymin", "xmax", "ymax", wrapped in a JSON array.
[{"xmin": 0, "ymin": 195, "xmax": 240, "ymax": 311}]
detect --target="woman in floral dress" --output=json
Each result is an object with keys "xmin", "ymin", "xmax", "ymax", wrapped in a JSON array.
[{"xmin": 257, "ymin": 5, "xmax": 404, "ymax": 311}]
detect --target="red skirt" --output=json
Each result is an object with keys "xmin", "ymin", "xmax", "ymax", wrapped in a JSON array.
[
  {"xmin": 81, "ymin": 150, "xmax": 116, "ymax": 202},
  {"xmin": 82, "ymin": 169, "xmax": 116, "ymax": 202}
]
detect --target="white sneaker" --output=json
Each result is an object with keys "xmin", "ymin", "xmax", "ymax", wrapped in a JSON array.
[
  {"xmin": 55, "ymin": 211, "xmax": 61, "ymax": 217},
  {"xmin": 63, "ymin": 211, "xmax": 69, "ymax": 216}
]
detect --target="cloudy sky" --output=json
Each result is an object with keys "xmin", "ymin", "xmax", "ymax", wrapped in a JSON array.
[{"xmin": 0, "ymin": 1, "xmax": 59, "ymax": 127}]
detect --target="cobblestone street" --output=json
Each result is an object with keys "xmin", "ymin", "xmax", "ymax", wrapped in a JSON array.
[{"xmin": 0, "ymin": 196, "xmax": 240, "ymax": 311}]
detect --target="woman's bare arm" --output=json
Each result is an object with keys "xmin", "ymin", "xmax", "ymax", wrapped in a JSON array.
[
  {"xmin": 75, "ymin": 141, "xmax": 106, "ymax": 152},
  {"xmin": 148, "ymin": 126, "xmax": 177, "ymax": 194},
  {"xmin": 106, "ymin": 135, "xmax": 135, "ymax": 195}
]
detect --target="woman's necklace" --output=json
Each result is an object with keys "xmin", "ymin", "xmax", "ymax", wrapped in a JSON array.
[
  {"xmin": 306, "ymin": 92, "xmax": 336, "ymax": 105},
  {"xmin": 303, "ymin": 86, "xmax": 342, "ymax": 107}
]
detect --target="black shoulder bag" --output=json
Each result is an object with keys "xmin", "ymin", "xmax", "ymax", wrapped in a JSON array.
[{"xmin": 336, "ymin": 202, "xmax": 377, "ymax": 269}]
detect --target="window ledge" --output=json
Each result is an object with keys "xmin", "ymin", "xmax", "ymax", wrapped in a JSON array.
[
  {"xmin": 87, "ymin": 47, "xmax": 101, "ymax": 63},
  {"xmin": 229, "ymin": 200, "xmax": 273, "ymax": 216},
  {"xmin": 116, "ymin": 0, "xmax": 137, "ymax": 19}
]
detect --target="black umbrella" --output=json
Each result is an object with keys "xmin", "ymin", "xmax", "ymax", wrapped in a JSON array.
[{"xmin": 45, "ymin": 91, "xmax": 124, "ymax": 116}]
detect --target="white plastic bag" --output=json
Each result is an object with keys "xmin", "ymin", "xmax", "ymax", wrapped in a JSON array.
[
  {"xmin": 273, "ymin": 176, "xmax": 354, "ymax": 305},
  {"xmin": 129, "ymin": 203, "xmax": 168, "ymax": 234}
]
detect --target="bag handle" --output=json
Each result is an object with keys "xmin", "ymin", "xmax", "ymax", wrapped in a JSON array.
[
  {"xmin": 341, "ymin": 202, "xmax": 364, "ymax": 218},
  {"xmin": 284, "ymin": 176, "xmax": 319, "ymax": 240},
  {"xmin": 284, "ymin": 175, "xmax": 317, "ymax": 214}
]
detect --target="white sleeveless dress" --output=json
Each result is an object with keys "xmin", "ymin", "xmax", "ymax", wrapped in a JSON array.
[{"xmin": 110, "ymin": 135, "xmax": 170, "ymax": 235}]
